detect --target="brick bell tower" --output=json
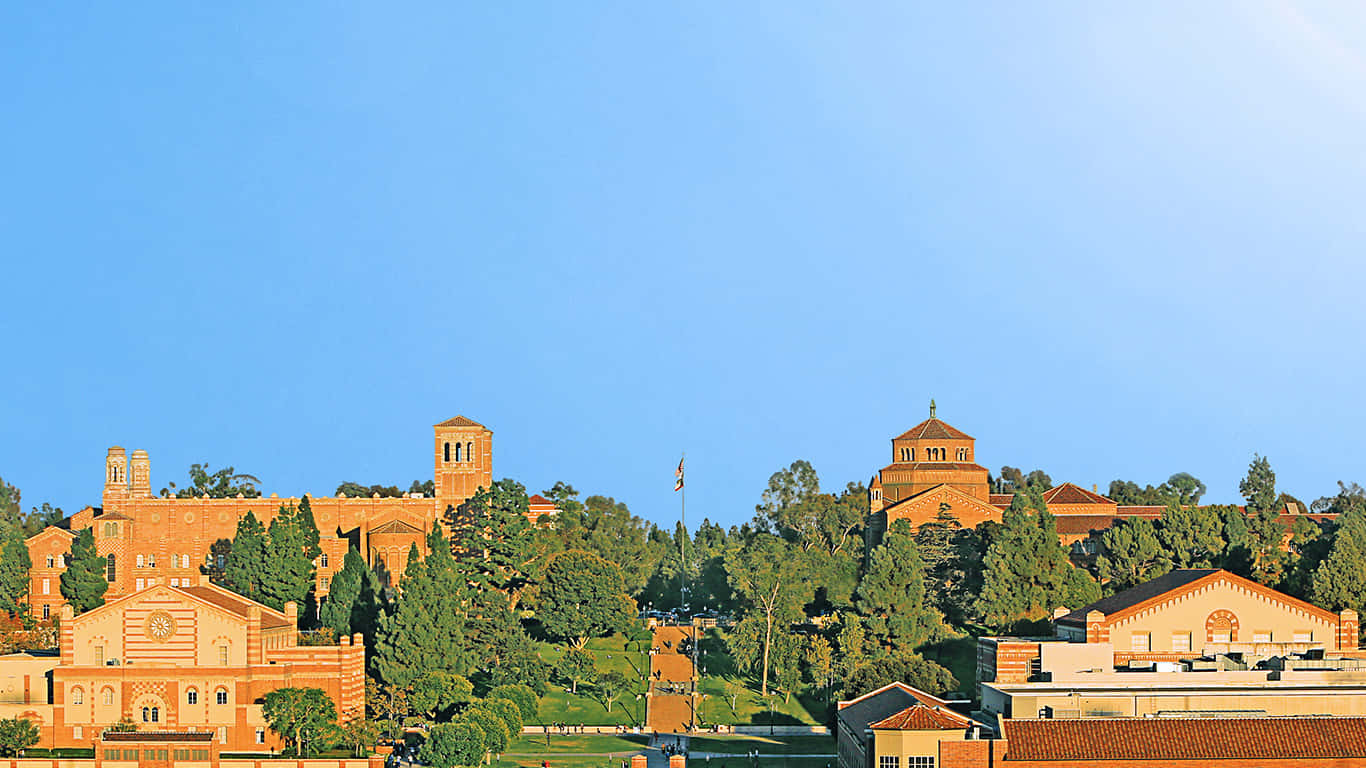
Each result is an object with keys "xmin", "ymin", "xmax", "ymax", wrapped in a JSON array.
[{"xmin": 433, "ymin": 416, "xmax": 493, "ymax": 512}]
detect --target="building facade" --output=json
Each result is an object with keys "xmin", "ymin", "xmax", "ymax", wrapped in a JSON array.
[
  {"xmin": 29, "ymin": 416, "xmax": 492, "ymax": 610},
  {"xmin": 867, "ymin": 405, "xmax": 1330, "ymax": 551},
  {"xmin": 0, "ymin": 581, "xmax": 364, "ymax": 752}
]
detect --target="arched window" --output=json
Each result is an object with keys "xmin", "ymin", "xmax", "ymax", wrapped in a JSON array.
[
  {"xmin": 182, "ymin": 554, "xmax": 189, "ymax": 569},
  {"xmin": 444, "ymin": 442, "xmax": 450, "ymax": 462},
  {"xmin": 148, "ymin": 554, "xmax": 156, "ymax": 569},
  {"xmin": 187, "ymin": 688, "xmax": 198, "ymax": 705},
  {"xmin": 106, "ymin": 554, "xmax": 116, "ymax": 582},
  {"xmin": 454, "ymin": 442, "xmax": 462, "ymax": 461},
  {"xmin": 72, "ymin": 687, "xmax": 84, "ymax": 705},
  {"xmin": 102, "ymin": 687, "xmax": 114, "ymax": 705},
  {"xmin": 136, "ymin": 554, "xmax": 145, "ymax": 568},
  {"xmin": 215, "ymin": 688, "xmax": 228, "ymax": 705},
  {"xmin": 151, "ymin": 707, "xmax": 159, "ymax": 723},
  {"xmin": 142, "ymin": 707, "xmax": 150, "ymax": 722},
  {"xmin": 45, "ymin": 555, "xmax": 54, "ymax": 568},
  {"xmin": 467, "ymin": 442, "xmax": 474, "ymax": 462}
]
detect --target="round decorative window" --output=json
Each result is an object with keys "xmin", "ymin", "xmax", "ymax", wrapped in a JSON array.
[{"xmin": 145, "ymin": 610, "xmax": 176, "ymax": 642}]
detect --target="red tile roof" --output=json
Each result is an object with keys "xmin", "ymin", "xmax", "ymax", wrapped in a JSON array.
[
  {"xmin": 527, "ymin": 494, "xmax": 554, "ymax": 506},
  {"xmin": 1052, "ymin": 514, "xmax": 1124, "ymax": 535},
  {"xmin": 1002, "ymin": 716, "xmax": 1366, "ymax": 762},
  {"xmin": 434, "ymin": 415, "xmax": 486, "ymax": 428},
  {"xmin": 177, "ymin": 585, "xmax": 290, "ymax": 629},
  {"xmin": 879, "ymin": 462, "xmax": 987, "ymax": 474},
  {"xmin": 1054, "ymin": 568, "xmax": 1339, "ymax": 627},
  {"xmin": 894, "ymin": 418, "xmax": 973, "ymax": 441},
  {"xmin": 989, "ymin": 494, "xmax": 1015, "ymax": 507},
  {"xmin": 869, "ymin": 703, "xmax": 971, "ymax": 731},
  {"xmin": 1042, "ymin": 483, "xmax": 1115, "ymax": 506}
]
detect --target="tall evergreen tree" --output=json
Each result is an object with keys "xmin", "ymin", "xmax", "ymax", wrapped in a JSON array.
[
  {"xmin": 455, "ymin": 479, "xmax": 542, "ymax": 607},
  {"xmin": 1313, "ymin": 502, "xmax": 1366, "ymax": 615},
  {"xmin": 1239, "ymin": 455, "xmax": 1287, "ymax": 585},
  {"xmin": 858, "ymin": 519, "xmax": 952, "ymax": 654},
  {"xmin": 1097, "ymin": 518, "xmax": 1170, "ymax": 591},
  {"xmin": 260, "ymin": 504, "xmax": 316, "ymax": 612},
  {"xmin": 59, "ymin": 529, "xmax": 108, "ymax": 614},
  {"xmin": 0, "ymin": 528, "xmax": 31, "ymax": 620},
  {"xmin": 1156, "ymin": 502, "xmax": 1225, "ymax": 568},
  {"xmin": 223, "ymin": 511, "xmax": 268, "ymax": 601},
  {"xmin": 976, "ymin": 496, "xmax": 1098, "ymax": 630},
  {"xmin": 296, "ymin": 495, "xmax": 322, "ymax": 561},
  {"xmin": 372, "ymin": 538, "xmax": 472, "ymax": 689},
  {"xmin": 319, "ymin": 548, "xmax": 367, "ymax": 636},
  {"xmin": 1240, "ymin": 454, "xmax": 1278, "ymax": 514}
]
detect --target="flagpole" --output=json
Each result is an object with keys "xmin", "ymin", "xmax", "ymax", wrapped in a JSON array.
[{"xmin": 679, "ymin": 451, "xmax": 686, "ymax": 613}]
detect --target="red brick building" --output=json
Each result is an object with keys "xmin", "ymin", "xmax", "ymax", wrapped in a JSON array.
[
  {"xmin": 0, "ymin": 581, "xmax": 364, "ymax": 753},
  {"xmin": 867, "ymin": 405, "xmax": 1330, "ymax": 550},
  {"xmin": 27, "ymin": 416, "xmax": 495, "ymax": 617}
]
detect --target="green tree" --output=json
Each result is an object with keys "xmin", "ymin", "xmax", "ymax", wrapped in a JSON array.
[
  {"xmin": 546, "ymin": 490, "xmax": 663, "ymax": 595},
  {"xmin": 223, "ymin": 511, "xmax": 268, "ymax": 601},
  {"xmin": 1097, "ymin": 518, "xmax": 1170, "ymax": 591},
  {"xmin": 319, "ymin": 548, "xmax": 368, "ymax": 637},
  {"xmin": 833, "ymin": 614, "xmax": 867, "ymax": 679},
  {"xmin": 0, "ymin": 528, "xmax": 31, "ymax": 617},
  {"xmin": 1167, "ymin": 473, "xmax": 1207, "ymax": 505},
  {"xmin": 0, "ymin": 717, "xmax": 38, "ymax": 757},
  {"xmin": 803, "ymin": 634, "xmax": 834, "ymax": 699},
  {"xmin": 373, "ymin": 532, "xmax": 472, "ymax": 688},
  {"xmin": 161, "ymin": 464, "xmax": 261, "ymax": 498},
  {"xmin": 858, "ymin": 519, "xmax": 952, "ymax": 653},
  {"xmin": 537, "ymin": 550, "xmax": 634, "ymax": 647},
  {"xmin": 59, "ymin": 529, "xmax": 107, "ymax": 613},
  {"xmin": 1240, "ymin": 454, "xmax": 1278, "ymax": 514},
  {"xmin": 410, "ymin": 672, "xmax": 474, "ymax": 722},
  {"xmin": 483, "ymin": 698, "xmax": 524, "ymax": 741},
  {"xmin": 260, "ymin": 504, "xmax": 317, "ymax": 611},
  {"xmin": 421, "ymin": 721, "xmax": 485, "ymax": 768},
  {"xmin": 337, "ymin": 717, "xmax": 381, "ymax": 758},
  {"xmin": 455, "ymin": 479, "xmax": 542, "ymax": 608},
  {"xmin": 754, "ymin": 462, "xmax": 866, "ymax": 556},
  {"xmin": 844, "ymin": 654, "xmax": 957, "ymax": 699},
  {"xmin": 1313, "ymin": 502, "xmax": 1366, "ymax": 615},
  {"xmin": 725, "ymin": 534, "xmax": 813, "ymax": 696},
  {"xmin": 1157, "ymin": 503, "xmax": 1225, "ymax": 568},
  {"xmin": 594, "ymin": 669, "xmax": 631, "ymax": 713},
  {"xmin": 486, "ymin": 684, "xmax": 539, "ymax": 720},
  {"xmin": 262, "ymin": 687, "xmax": 337, "ymax": 758},
  {"xmin": 459, "ymin": 705, "xmax": 509, "ymax": 760},
  {"xmin": 296, "ymin": 495, "xmax": 322, "ymax": 561},
  {"xmin": 554, "ymin": 647, "xmax": 596, "ymax": 694},
  {"xmin": 486, "ymin": 642, "xmax": 549, "ymax": 694},
  {"xmin": 0, "ymin": 479, "xmax": 20, "ymax": 533},
  {"xmin": 336, "ymin": 482, "xmax": 405, "ymax": 498},
  {"xmin": 976, "ymin": 498, "xmax": 1098, "ymax": 630}
]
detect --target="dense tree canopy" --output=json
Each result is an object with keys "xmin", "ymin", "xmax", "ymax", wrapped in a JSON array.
[
  {"xmin": 262, "ymin": 687, "xmax": 336, "ymax": 757},
  {"xmin": 537, "ymin": 550, "xmax": 634, "ymax": 647},
  {"xmin": 59, "ymin": 529, "xmax": 107, "ymax": 614},
  {"xmin": 160, "ymin": 464, "xmax": 261, "ymax": 498}
]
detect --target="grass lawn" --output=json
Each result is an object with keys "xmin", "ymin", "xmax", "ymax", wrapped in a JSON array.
[
  {"xmin": 534, "ymin": 633, "xmax": 650, "ymax": 727},
  {"xmin": 507, "ymin": 734, "xmax": 650, "ymax": 754},
  {"xmin": 918, "ymin": 635, "xmax": 979, "ymax": 701},
  {"xmin": 688, "ymin": 736, "xmax": 835, "ymax": 755},
  {"xmin": 695, "ymin": 675, "xmax": 825, "ymax": 727},
  {"xmin": 495, "ymin": 756, "xmax": 637, "ymax": 768}
]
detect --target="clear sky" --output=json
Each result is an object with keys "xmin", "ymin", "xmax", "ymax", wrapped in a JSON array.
[{"xmin": 4, "ymin": 3, "xmax": 1366, "ymax": 529}]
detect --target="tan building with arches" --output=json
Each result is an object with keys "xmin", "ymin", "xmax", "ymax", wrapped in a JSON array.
[{"xmin": 0, "ymin": 580, "xmax": 363, "ymax": 752}]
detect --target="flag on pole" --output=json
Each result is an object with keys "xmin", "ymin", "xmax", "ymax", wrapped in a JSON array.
[{"xmin": 675, "ymin": 457, "xmax": 684, "ymax": 491}]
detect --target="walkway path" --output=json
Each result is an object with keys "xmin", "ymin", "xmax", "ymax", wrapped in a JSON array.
[{"xmin": 647, "ymin": 625, "xmax": 698, "ymax": 733}]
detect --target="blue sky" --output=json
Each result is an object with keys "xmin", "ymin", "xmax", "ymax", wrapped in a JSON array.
[{"xmin": 4, "ymin": 3, "xmax": 1366, "ymax": 528}]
